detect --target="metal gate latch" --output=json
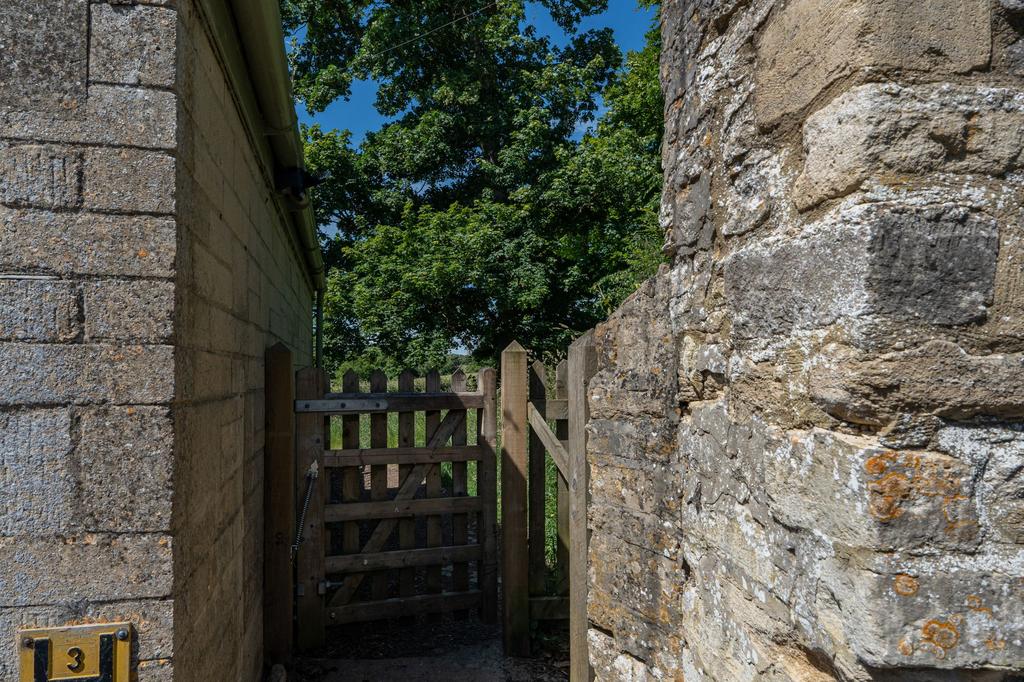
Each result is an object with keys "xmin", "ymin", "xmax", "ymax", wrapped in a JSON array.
[{"xmin": 19, "ymin": 623, "xmax": 132, "ymax": 682}]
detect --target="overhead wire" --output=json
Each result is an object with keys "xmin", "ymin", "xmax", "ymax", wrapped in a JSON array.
[{"xmin": 362, "ymin": 0, "xmax": 502, "ymax": 59}]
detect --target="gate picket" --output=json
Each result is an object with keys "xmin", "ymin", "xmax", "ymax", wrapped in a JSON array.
[
  {"xmin": 424, "ymin": 370, "xmax": 443, "ymax": 601},
  {"xmin": 450, "ymin": 369, "xmax": 470, "ymax": 617},
  {"xmin": 397, "ymin": 370, "xmax": 417, "ymax": 605},
  {"xmin": 369, "ymin": 370, "xmax": 389, "ymax": 603},
  {"xmin": 341, "ymin": 370, "xmax": 361, "ymax": 591}
]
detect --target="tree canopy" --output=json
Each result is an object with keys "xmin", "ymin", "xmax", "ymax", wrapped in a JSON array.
[{"xmin": 283, "ymin": 0, "xmax": 663, "ymax": 373}]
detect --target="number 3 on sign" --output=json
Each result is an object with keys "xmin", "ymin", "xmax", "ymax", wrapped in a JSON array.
[
  {"xmin": 66, "ymin": 646, "xmax": 85, "ymax": 673},
  {"xmin": 17, "ymin": 622, "xmax": 133, "ymax": 682}
]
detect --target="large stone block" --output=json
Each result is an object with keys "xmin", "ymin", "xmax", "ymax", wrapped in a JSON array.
[
  {"xmin": 0, "ymin": 534, "xmax": 173, "ymax": 607},
  {"xmin": 0, "ymin": 0, "xmax": 88, "ymax": 113},
  {"xmin": 0, "ymin": 144, "xmax": 82, "ymax": 209},
  {"xmin": 755, "ymin": 0, "xmax": 992, "ymax": 127},
  {"xmin": 0, "ymin": 279, "xmax": 78, "ymax": 342},
  {"xmin": 0, "ymin": 343, "xmax": 174, "ymax": 406},
  {"xmin": 84, "ymin": 280, "xmax": 174, "ymax": 343},
  {"xmin": 0, "ymin": 208, "xmax": 176, "ymax": 278},
  {"xmin": 725, "ymin": 202, "xmax": 999, "ymax": 340},
  {"xmin": 83, "ymin": 148, "xmax": 175, "ymax": 214},
  {"xmin": 90, "ymin": 4, "xmax": 177, "ymax": 87},
  {"xmin": 831, "ymin": 553, "xmax": 1024, "ymax": 669},
  {"xmin": 77, "ymin": 406, "xmax": 174, "ymax": 532},
  {"xmin": 809, "ymin": 341, "xmax": 1024, "ymax": 424},
  {"xmin": 937, "ymin": 422, "xmax": 1024, "ymax": 546},
  {"xmin": 0, "ymin": 85, "xmax": 176, "ymax": 149},
  {"xmin": 797, "ymin": 84, "xmax": 1024, "ymax": 208},
  {"xmin": 0, "ymin": 409, "xmax": 75, "ymax": 535}
]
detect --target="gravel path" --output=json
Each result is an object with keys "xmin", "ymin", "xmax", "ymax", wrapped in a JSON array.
[{"xmin": 290, "ymin": 616, "xmax": 569, "ymax": 682}]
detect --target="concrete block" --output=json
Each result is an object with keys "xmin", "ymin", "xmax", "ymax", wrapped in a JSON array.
[
  {"xmin": 0, "ymin": 144, "xmax": 82, "ymax": 209},
  {"xmin": 0, "ymin": 343, "xmax": 174, "ymax": 406},
  {"xmin": 83, "ymin": 148, "xmax": 175, "ymax": 214},
  {"xmin": 0, "ymin": 0, "xmax": 88, "ymax": 113},
  {"xmin": 90, "ymin": 4, "xmax": 176, "ymax": 87},
  {"xmin": 755, "ymin": 0, "xmax": 992, "ymax": 127},
  {"xmin": 0, "ymin": 534, "xmax": 173, "ymax": 607},
  {"xmin": 77, "ymin": 406, "xmax": 174, "ymax": 532},
  {"xmin": 84, "ymin": 279, "xmax": 174, "ymax": 342},
  {"xmin": 0, "ymin": 409, "xmax": 75, "ymax": 535},
  {"xmin": 0, "ymin": 207, "xmax": 175, "ymax": 278},
  {"xmin": 0, "ymin": 279, "xmax": 79, "ymax": 342},
  {"xmin": 0, "ymin": 85, "xmax": 176, "ymax": 149}
]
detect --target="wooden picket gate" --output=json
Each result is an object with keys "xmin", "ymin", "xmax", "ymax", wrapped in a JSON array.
[
  {"xmin": 500, "ymin": 332, "xmax": 597, "ymax": 682},
  {"xmin": 290, "ymin": 366, "xmax": 499, "ymax": 649}
]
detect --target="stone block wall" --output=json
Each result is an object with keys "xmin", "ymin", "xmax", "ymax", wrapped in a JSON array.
[
  {"xmin": 587, "ymin": 1, "xmax": 1024, "ymax": 679},
  {"xmin": 0, "ymin": 1, "xmax": 315, "ymax": 680}
]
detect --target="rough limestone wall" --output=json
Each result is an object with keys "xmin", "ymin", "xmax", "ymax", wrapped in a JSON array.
[
  {"xmin": 173, "ymin": 1, "xmax": 315, "ymax": 681},
  {"xmin": 0, "ymin": 0, "xmax": 178, "ymax": 680},
  {"xmin": 587, "ymin": 0, "xmax": 1024, "ymax": 680}
]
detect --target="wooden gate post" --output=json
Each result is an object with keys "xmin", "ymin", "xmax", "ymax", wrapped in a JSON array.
[
  {"xmin": 528, "ymin": 361, "xmax": 547, "ymax": 597},
  {"xmin": 568, "ymin": 331, "xmax": 597, "ymax": 681},
  {"xmin": 296, "ymin": 366, "xmax": 328, "ymax": 651},
  {"xmin": 501, "ymin": 342, "xmax": 530, "ymax": 656},
  {"xmin": 264, "ymin": 344, "xmax": 294, "ymax": 663}
]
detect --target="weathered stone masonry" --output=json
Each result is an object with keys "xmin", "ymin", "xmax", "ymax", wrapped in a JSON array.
[
  {"xmin": 0, "ymin": 1, "xmax": 318, "ymax": 680},
  {"xmin": 588, "ymin": 1, "xmax": 1024, "ymax": 680}
]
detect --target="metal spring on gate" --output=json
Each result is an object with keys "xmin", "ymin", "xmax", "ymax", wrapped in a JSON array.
[{"xmin": 292, "ymin": 461, "xmax": 319, "ymax": 560}]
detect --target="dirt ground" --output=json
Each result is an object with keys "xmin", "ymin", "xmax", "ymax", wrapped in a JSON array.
[{"xmin": 290, "ymin": 615, "xmax": 569, "ymax": 682}]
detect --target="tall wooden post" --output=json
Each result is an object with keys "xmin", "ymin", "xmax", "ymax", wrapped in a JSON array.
[
  {"xmin": 528, "ymin": 361, "xmax": 548, "ymax": 596},
  {"xmin": 554, "ymin": 359, "xmax": 570, "ymax": 588},
  {"xmin": 295, "ymin": 366, "xmax": 327, "ymax": 651},
  {"xmin": 568, "ymin": 331, "xmax": 597, "ymax": 681},
  {"xmin": 264, "ymin": 344, "xmax": 294, "ymax": 663},
  {"xmin": 500, "ymin": 342, "xmax": 530, "ymax": 656},
  {"xmin": 477, "ymin": 367, "xmax": 499, "ymax": 624}
]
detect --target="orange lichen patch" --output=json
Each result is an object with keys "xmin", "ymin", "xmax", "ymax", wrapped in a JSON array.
[
  {"xmin": 125, "ymin": 406, "xmax": 136, "ymax": 415},
  {"xmin": 965, "ymin": 595, "xmax": 993, "ymax": 617},
  {"xmin": 897, "ymin": 639, "xmax": 914, "ymax": 656},
  {"xmin": 921, "ymin": 619, "xmax": 960, "ymax": 659},
  {"xmin": 893, "ymin": 574, "xmax": 919, "ymax": 596},
  {"xmin": 864, "ymin": 451, "xmax": 975, "ymax": 528},
  {"xmin": 943, "ymin": 494, "xmax": 978, "ymax": 535},
  {"xmin": 985, "ymin": 635, "xmax": 1006, "ymax": 651},
  {"xmin": 869, "ymin": 472, "xmax": 911, "ymax": 521},
  {"xmin": 865, "ymin": 452, "xmax": 897, "ymax": 475},
  {"xmin": 137, "ymin": 248, "xmax": 150, "ymax": 258}
]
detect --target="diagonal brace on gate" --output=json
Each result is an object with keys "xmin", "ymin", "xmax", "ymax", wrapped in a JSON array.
[{"xmin": 328, "ymin": 409, "xmax": 467, "ymax": 607}]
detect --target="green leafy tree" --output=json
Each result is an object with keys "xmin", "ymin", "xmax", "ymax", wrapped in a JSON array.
[{"xmin": 284, "ymin": 0, "xmax": 663, "ymax": 373}]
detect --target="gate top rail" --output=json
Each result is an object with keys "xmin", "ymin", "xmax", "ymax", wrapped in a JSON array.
[{"xmin": 295, "ymin": 391, "xmax": 484, "ymax": 414}]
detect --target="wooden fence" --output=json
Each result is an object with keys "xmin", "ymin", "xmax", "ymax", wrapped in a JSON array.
[
  {"xmin": 264, "ymin": 334, "xmax": 597, "ymax": 679},
  {"xmin": 289, "ymin": 365, "xmax": 499, "ymax": 650},
  {"xmin": 501, "ymin": 332, "xmax": 597, "ymax": 682}
]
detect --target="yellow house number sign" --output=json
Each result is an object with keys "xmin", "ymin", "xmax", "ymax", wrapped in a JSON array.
[{"xmin": 18, "ymin": 623, "xmax": 132, "ymax": 682}]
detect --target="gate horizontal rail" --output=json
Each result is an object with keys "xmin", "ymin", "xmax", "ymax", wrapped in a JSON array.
[{"xmin": 296, "ymin": 392, "xmax": 484, "ymax": 413}]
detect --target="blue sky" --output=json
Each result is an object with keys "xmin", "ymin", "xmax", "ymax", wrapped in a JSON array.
[{"xmin": 297, "ymin": 1, "xmax": 658, "ymax": 144}]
